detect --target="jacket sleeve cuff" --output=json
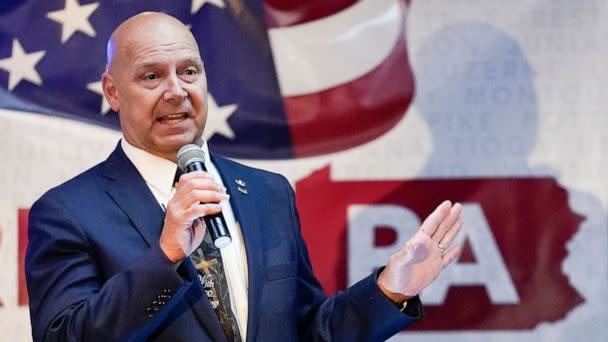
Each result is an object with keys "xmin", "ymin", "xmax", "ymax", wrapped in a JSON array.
[
  {"xmin": 372, "ymin": 267, "xmax": 424, "ymax": 320},
  {"xmin": 345, "ymin": 271, "xmax": 424, "ymax": 339}
]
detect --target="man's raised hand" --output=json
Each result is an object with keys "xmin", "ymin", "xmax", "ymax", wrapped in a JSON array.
[{"xmin": 377, "ymin": 200, "xmax": 464, "ymax": 302}]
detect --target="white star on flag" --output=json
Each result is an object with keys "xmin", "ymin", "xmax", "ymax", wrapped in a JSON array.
[
  {"xmin": 204, "ymin": 93, "xmax": 237, "ymax": 140},
  {"xmin": 191, "ymin": 0, "xmax": 225, "ymax": 14},
  {"xmin": 86, "ymin": 81, "xmax": 111, "ymax": 115},
  {"xmin": 0, "ymin": 39, "xmax": 46, "ymax": 91},
  {"xmin": 47, "ymin": 0, "xmax": 99, "ymax": 43}
]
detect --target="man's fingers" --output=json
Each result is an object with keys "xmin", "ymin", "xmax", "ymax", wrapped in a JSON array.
[
  {"xmin": 420, "ymin": 200, "xmax": 452, "ymax": 236},
  {"xmin": 175, "ymin": 170, "xmax": 213, "ymax": 185},
  {"xmin": 172, "ymin": 176, "xmax": 228, "ymax": 210},
  {"xmin": 182, "ymin": 189, "xmax": 229, "ymax": 208},
  {"xmin": 167, "ymin": 202, "xmax": 223, "ymax": 223},
  {"xmin": 438, "ymin": 217, "xmax": 462, "ymax": 249},
  {"xmin": 432, "ymin": 202, "xmax": 462, "ymax": 241},
  {"xmin": 441, "ymin": 244, "xmax": 463, "ymax": 269},
  {"xmin": 185, "ymin": 203, "xmax": 223, "ymax": 220},
  {"xmin": 177, "ymin": 177, "xmax": 226, "ymax": 194}
]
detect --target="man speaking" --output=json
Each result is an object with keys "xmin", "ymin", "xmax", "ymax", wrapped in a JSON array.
[{"xmin": 25, "ymin": 12, "xmax": 463, "ymax": 341}]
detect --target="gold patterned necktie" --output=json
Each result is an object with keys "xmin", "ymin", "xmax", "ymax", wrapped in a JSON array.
[
  {"xmin": 189, "ymin": 228, "xmax": 242, "ymax": 341},
  {"xmin": 174, "ymin": 168, "xmax": 242, "ymax": 341}
]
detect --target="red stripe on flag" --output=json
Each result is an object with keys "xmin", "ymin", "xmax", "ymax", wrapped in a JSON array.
[
  {"xmin": 283, "ymin": 21, "xmax": 414, "ymax": 157},
  {"xmin": 264, "ymin": 0, "xmax": 357, "ymax": 28}
]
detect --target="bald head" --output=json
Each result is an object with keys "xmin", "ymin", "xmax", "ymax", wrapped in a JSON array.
[
  {"xmin": 106, "ymin": 12, "xmax": 199, "ymax": 73},
  {"xmin": 101, "ymin": 11, "xmax": 208, "ymax": 161}
]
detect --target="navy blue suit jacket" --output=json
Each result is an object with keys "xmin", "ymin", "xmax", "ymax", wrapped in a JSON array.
[{"xmin": 26, "ymin": 143, "xmax": 421, "ymax": 341}]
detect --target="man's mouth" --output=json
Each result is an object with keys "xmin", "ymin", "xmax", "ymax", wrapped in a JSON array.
[{"xmin": 157, "ymin": 113, "xmax": 188, "ymax": 124}]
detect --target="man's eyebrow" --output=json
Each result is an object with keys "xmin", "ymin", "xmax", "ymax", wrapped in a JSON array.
[
  {"xmin": 134, "ymin": 62, "xmax": 159, "ymax": 70},
  {"xmin": 134, "ymin": 57, "xmax": 203, "ymax": 70},
  {"xmin": 182, "ymin": 57, "xmax": 204, "ymax": 66}
]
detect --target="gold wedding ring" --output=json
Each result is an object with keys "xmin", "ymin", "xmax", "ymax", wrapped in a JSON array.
[{"xmin": 438, "ymin": 243, "xmax": 446, "ymax": 254}]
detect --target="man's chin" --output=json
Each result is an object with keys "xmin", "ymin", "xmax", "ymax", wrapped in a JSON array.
[{"xmin": 156, "ymin": 136, "xmax": 200, "ymax": 154}]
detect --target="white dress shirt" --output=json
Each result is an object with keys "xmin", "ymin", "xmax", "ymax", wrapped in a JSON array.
[{"xmin": 121, "ymin": 138, "xmax": 249, "ymax": 339}]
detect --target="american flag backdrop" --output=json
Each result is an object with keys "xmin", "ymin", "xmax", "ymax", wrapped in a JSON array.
[
  {"xmin": 0, "ymin": 0, "xmax": 413, "ymax": 159},
  {"xmin": 0, "ymin": 0, "xmax": 607, "ymax": 341}
]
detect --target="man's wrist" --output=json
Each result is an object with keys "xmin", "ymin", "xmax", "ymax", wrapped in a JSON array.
[
  {"xmin": 377, "ymin": 277, "xmax": 423, "ymax": 317},
  {"xmin": 377, "ymin": 281, "xmax": 413, "ymax": 306},
  {"xmin": 159, "ymin": 240, "xmax": 185, "ymax": 264}
]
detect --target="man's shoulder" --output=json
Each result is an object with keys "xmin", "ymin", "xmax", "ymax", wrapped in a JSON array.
[
  {"xmin": 212, "ymin": 154, "xmax": 287, "ymax": 181},
  {"xmin": 212, "ymin": 154, "xmax": 294, "ymax": 197},
  {"xmin": 38, "ymin": 157, "xmax": 111, "ymax": 205}
]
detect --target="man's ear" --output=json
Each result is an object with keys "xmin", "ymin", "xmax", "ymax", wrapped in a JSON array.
[{"xmin": 102, "ymin": 72, "xmax": 120, "ymax": 112}]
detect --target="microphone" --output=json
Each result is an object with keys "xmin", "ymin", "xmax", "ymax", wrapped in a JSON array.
[{"xmin": 177, "ymin": 144, "xmax": 232, "ymax": 249}]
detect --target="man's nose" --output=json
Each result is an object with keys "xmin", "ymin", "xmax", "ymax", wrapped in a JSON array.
[{"xmin": 163, "ymin": 74, "xmax": 188, "ymax": 102}]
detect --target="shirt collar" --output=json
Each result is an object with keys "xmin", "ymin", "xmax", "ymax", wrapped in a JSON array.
[{"xmin": 120, "ymin": 137, "xmax": 212, "ymax": 199}]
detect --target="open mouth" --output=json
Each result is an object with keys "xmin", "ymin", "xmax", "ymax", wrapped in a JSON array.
[{"xmin": 157, "ymin": 113, "xmax": 188, "ymax": 124}]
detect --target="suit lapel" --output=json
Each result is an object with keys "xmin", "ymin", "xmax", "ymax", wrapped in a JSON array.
[
  {"xmin": 102, "ymin": 144, "xmax": 164, "ymax": 247},
  {"xmin": 212, "ymin": 155, "xmax": 264, "ymax": 342},
  {"xmin": 102, "ymin": 144, "xmax": 227, "ymax": 341}
]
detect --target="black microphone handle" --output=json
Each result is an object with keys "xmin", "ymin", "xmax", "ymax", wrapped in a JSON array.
[{"xmin": 185, "ymin": 162, "xmax": 232, "ymax": 248}]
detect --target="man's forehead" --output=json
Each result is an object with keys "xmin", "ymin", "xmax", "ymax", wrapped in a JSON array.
[
  {"xmin": 114, "ymin": 12, "xmax": 189, "ymax": 37},
  {"xmin": 107, "ymin": 12, "xmax": 199, "ymax": 70},
  {"xmin": 122, "ymin": 26, "xmax": 197, "ymax": 53}
]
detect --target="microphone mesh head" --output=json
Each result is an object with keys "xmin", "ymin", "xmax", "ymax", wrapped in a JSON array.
[{"xmin": 177, "ymin": 144, "xmax": 206, "ymax": 171}]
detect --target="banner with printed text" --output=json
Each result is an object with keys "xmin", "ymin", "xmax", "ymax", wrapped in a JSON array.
[{"xmin": 0, "ymin": 0, "xmax": 606, "ymax": 341}]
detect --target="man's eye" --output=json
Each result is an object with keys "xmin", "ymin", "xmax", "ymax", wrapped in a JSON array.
[
  {"xmin": 184, "ymin": 68, "xmax": 197, "ymax": 76},
  {"xmin": 143, "ymin": 73, "xmax": 157, "ymax": 81}
]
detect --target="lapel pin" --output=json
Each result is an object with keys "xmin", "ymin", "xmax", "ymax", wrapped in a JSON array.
[
  {"xmin": 237, "ymin": 186, "xmax": 248, "ymax": 195},
  {"xmin": 235, "ymin": 179, "xmax": 246, "ymax": 187}
]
